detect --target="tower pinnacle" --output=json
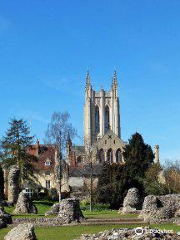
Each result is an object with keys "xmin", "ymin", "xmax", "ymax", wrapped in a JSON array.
[
  {"xmin": 86, "ymin": 69, "xmax": 90, "ymax": 87},
  {"xmin": 113, "ymin": 70, "xmax": 118, "ymax": 84}
]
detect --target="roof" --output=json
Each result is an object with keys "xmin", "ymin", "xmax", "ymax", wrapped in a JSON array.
[
  {"xmin": 27, "ymin": 144, "xmax": 57, "ymax": 171},
  {"xmin": 71, "ymin": 146, "xmax": 85, "ymax": 155},
  {"xmin": 69, "ymin": 164, "xmax": 103, "ymax": 177}
]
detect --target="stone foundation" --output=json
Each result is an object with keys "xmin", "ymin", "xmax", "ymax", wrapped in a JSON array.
[
  {"xmin": 58, "ymin": 198, "xmax": 84, "ymax": 223},
  {"xmin": 14, "ymin": 192, "xmax": 37, "ymax": 214},
  {"xmin": 119, "ymin": 188, "xmax": 141, "ymax": 214},
  {"xmin": 8, "ymin": 165, "xmax": 20, "ymax": 204},
  {"xmin": 139, "ymin": 194, "xmax": 180, "ymax": 223}
]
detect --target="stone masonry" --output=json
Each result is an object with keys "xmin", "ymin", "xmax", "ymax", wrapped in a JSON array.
[
  {"xmin": 4, "ymin": 223, "xmax": 37, "ymax": 240},
  {"xmin": 139, "ymin": 194, "xmax": 180, "ymax": 223},
  {"xmin": 119, "ymin": 188, "xmax": 141, "ymax": 214},
  {"xmin": 8, "ymin": 165, "xmax": 20, "ymax": 204},
  {"xmin": 13, "ymin": 192, "xmax": 37, "ymax": 214},
  {"xmin": 58, "ymin": 198, "xmax": 84, "ymax": 223}
]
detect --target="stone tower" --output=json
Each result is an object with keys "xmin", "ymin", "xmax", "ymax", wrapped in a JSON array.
[{"xmin": 84, "ymin": 70, "xmax": 121, "ymax": 147}]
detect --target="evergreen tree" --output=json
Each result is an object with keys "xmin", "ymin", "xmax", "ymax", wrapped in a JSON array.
[
  {"xmin": 1, "ymin": 118, "xmax": 34, "ymax": 186},
  {"xmin": 97, "ymin": 163, "xmax": 126, "ymax": 208},
  {"xmin": 97, "ymin": 133, "xmax": 154, "ymax": 208},
  {"xmin": 123, "ymin": 132, "xmax": 154, "ymax": 181}
]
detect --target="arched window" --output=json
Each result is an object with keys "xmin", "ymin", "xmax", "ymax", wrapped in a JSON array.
[
  {"xmin": 105, "ymin": 106, "xmax": 110, "ymax": 133},
  {"xmin": 107, "ymin": 148, "xmax": 113, "ymax": 163},
  {"xmin": 77, "ymin": 156, "xmax": 82, "ymax": 163},
  {"xmin": 116, "ymin": 149, "xmax": 122, "ymax": 163},
  {"xmin": 98, "ymin": 149, "xmax": 104, "ymax": 163},
  {"xmin": 95, "ymin": 106, "xmax": 100, "ymax": 134}
]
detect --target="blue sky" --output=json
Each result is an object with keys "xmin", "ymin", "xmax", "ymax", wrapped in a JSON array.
[{"xmin": 0, "ymin": 0, "xmax": 180, "ymax": 163}]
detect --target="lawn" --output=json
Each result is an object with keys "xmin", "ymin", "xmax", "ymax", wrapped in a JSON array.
[
  {"xmin": 2, "ymin": 201, "xmax": 180, "ymax": 240},
  {"xmin": 0, "ymin": 223, "xmax": 180, "ymax": 240},
  {"xmin": 4, "ymin": 200, "xmax": 55, "ymax": 218},
  {"xmin": 5, "ymin": 201, "xmax": 137, "ymax": 219},
  {"xmin": 84, "ymin": 210, "xmax": 138, "ymax": 219}
]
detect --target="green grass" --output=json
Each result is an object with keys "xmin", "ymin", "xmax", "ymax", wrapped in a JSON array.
[
  {"xmin": 83, "ymin": 210, "xmax": 138, "ymax": 219},
  {"xmin": 2, "ymin": 202, "xmax": 180, "ymax": 240},
  {"xmin": 4, "ymin": 200, "xmax": 55, "ymax": 218},
  {"xmin": 0, "ymin": 223, "xmax": 180, "ymax": 240}
]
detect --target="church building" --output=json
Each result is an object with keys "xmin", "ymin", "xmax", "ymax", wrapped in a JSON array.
[{"xmin": 66, "ymin": 71, "xmax": 127, "ymax": 194}]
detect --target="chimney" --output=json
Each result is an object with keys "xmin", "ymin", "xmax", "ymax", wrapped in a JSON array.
[{"xmin": 154, "ymin": 145, "xmax": 159, "ymax": 164}]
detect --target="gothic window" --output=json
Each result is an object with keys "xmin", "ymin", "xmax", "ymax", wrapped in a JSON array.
[
  {"xmin": 116, "ymin": 148, "xmax": 122, "ymax": 163},
  {"xmin": 105, "ymin": 106, "xmax": 110, "ymax": 133},
  {"xmin": 95, "ymin": 106, "xmax": 100, "ymax": 134},
  {"xmin": 77, "ymin": 156, "xmax": 82, "ymax": 163},
  {"xmin": 98, "ymin": 149, "xmax": 104, "ymax": 163},
  {"xmin": 107, "ymin": 148, "xmax": 113, "ymax": 163}
]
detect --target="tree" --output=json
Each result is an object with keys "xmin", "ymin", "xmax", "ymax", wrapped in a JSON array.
[
  {"xmin": 97, "ymin": 163, "xmax": 126, "ymax": 208},
  {"xmin": 83, "ymin": 144, "xmax": 97, "ymax": 212},
  {"xmin": 97, "ymin": 133, "xmax": 154, "ymax": 208},
  {"xmin": 144, "ymin": 163, "xmax": 167, "ymax": 195},
  {"xmin": 44, "ymin": 111, "xmax": 76, "ymax": 202},
  {"xmin": 1, "ymin": 118, "xmax": 34, "ymax": 186},
  {"xmin": 123, "ymin": 132, "xmax": 154, "ymax": 181},
  {"xmin": 164, "ymin": 160, "xmax": 180, "ymax": 194}
]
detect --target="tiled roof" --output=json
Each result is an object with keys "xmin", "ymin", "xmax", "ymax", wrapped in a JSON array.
[
  {"xmin": 27, "ymin": 144, "xmax": 57, "ymax": 171},
  {"xmin": 69, "ymin": 164, "xmax": 102, "ymax": 177},
  {"xmin": 71, "ymin": 146, "xmax": 85, "ymax": 155}
]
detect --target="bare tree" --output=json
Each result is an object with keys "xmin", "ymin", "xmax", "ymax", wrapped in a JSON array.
[
  {"xmin": 44, "ymin": 111, "xmax": 76, "ymax": 202},
  {"xmin": 164, "ymin": 160, "xmax": 180, "ymax": 194},
  {"xmin": 83, "ymin": 143, "xmax": 98, "ymax": 212}
]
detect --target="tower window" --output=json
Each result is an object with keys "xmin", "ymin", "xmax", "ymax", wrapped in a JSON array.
[
  {"xmin": 105, "ymin": 106, "xmax": 110, "ymax": 133},
  {"xmin": 107, "ymin": 148, "xmax": 113, "ymax": 163},
  {"xmin": 98, "ymin": 149, "xmax": 105, "ymax": 163},
  {"xmin": 116, "ymin": 149, "xmax": 122, "ymax": 163},
  {"xmin": 95, "ymin": 106, "xmax": 100, "ymax": 134}
]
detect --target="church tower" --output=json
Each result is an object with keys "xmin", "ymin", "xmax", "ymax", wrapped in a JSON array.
[{"xmin": 84, "ymin": 71, "xmax": 121, "ymax": 147}]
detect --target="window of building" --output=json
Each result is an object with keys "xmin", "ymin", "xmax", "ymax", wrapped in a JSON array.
[
  {"xmin": 114, "ymin": 140, "xmax": 116, "ymax": 144},
  {"xmin": 95, "ymin": 106, "xmax": 100, "ymax": 134},
  {"xmin": 98, "ymin": 149, "xmax": 105, "ymax": 163},
  {"xmin": 25, "ymin": 189, "xmax": 33, "ymax": 198},
  {"xmin": 77, "ymin": 156, "xmax": 82, "ymax": 163},
  {"xmin": 107, "ymin": 148, "xmax": 113, "ymax": 163},
  {"xmin": 105, "ymin": 106, "xmax": 110, "ymax": 133},
  {"xmin": 45, "ymin": 171, "xmax": 51, "ymax": 175},
  {"xmin": 46, "ymin": 180, "xmax": 51, "ymax": 189},
  {"xmin": 116, "ymin": 149, "xmax": 122, "ymax": 163},
  {"xmin": 105, "ymin": 140, "xmax": 107, "ymax": 144},
  {"xmin": 45, "ymin": 159, "xmax": 51, "ymax": 166}
]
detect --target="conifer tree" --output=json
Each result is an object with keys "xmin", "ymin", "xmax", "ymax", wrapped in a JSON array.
[
  {"xmin": 123, "ymin": 132, "xmax": 154, "ymax": 181},
  {"xmin": 1, "ymin": 118, "xmax": 34, "ymax": 186}
]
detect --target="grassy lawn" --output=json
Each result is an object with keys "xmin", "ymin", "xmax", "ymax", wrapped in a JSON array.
[
  {"xmin": 2, "ymin": 201, "xmax": 180, "ymax": 240},
  {"xmin": 4, "ymin": 200, "xmax": 55, "ymax": 218},
  {"xmin": 83, "ymin": 210, "xmax": 138, "ymax": 219},
  {"xmin": 5, "ymin": 201, "xmax": 137, "ymax": 219},
  {"xmin": 0, "ymin": 223, "xmax": 180, "ymax": 240}
]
